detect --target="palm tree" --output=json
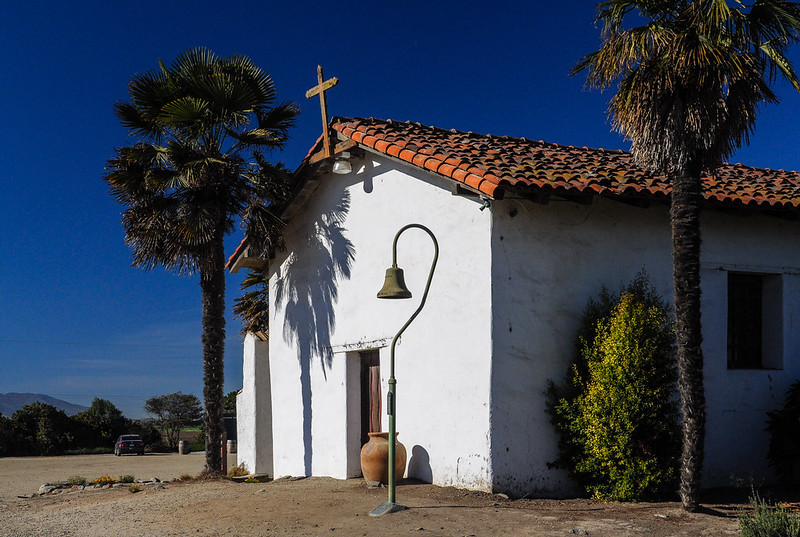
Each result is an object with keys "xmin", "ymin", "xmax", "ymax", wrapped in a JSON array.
[
  {"xmin": 104, "ymin": 48, "xmax": 298, "ymax": 474},
  {"xmin": 574, "ymin": 0, "xmax": 800, "ymax": 510}
]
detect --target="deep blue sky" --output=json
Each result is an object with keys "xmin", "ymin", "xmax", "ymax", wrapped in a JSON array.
[{"xmin": 2, "ymin": 1, "xmax": 799, "ymax": 419}]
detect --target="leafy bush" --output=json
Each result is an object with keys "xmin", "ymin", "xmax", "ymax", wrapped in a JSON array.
[
  {"xmin": 118, "ymin": 474, "xmax": 135, "ymax": 483},
  {"xmin": 10, "ymin": 402, "xmax": 74, "ymax": 456},
  {"xmin": 147, "ymin": 440, "xmax": 171, "ymax": 453},
  {"xmin": 0, "ymin": 413, "xmax": 13, "ymax": 457},
  {"xmin": 227, "ymin": 463, "xmax": 249, "ymax": 478},
  {"xmin": 1, "ymin": 399, "xmax": 138, "ymax": 456},
  {"xmin": 739, "ymin": 495, "xmax": 800, "ymax": 537},
  {"xmin": 766, "ymin": 380, "xmax": 800, "ymax": 487},
  {"xmin": 188, "ymin": 438, "xmax": 205, "ymax": 452},
  {"xmin": 67, "ymin": 475, "xmax": 87, "ymax": 486},
  {"xmin": 126, "ymin": 419, "xmax": 165, "ymax": 452},
  {"xmin": 223, "ymin": 390, "xmax": 239, "ymax": 417},
  {"xmin": 547, "ymin": 272, "xmax": 680, "ymax": 501},
  {"xmin": 65, "ymin": 446, "xmax": 114, "ymax": 455}
]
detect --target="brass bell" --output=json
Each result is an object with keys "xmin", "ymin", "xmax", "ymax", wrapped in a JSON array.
[{"xmin": 377, "ymin": 265, "xmax": 412, "ymax": 299}]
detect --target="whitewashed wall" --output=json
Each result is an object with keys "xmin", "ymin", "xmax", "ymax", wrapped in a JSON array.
[
  {"xmin": 489, "ymin": 196, "xmax": 800, "ymax": 495},
  {"xmin": 489, "ymin": 197, "xmax": 674, "ymax": 496},
  {"xmin": 268, "ymin": 154, "xmax": 495, "ymax": 489},
  {"xmin": 700, "ymin": 211, "xmax": 800, "ymax": 487},
  {"xmin": 251, "ymin": 150, "xmax": 800, "ymax": 495},
  {"xmin": 236, "ymin": 334, "xmax": 273, "ymax": 475}
]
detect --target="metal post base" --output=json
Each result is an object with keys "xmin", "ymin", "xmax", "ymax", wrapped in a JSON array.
[{"xmin": 369, "ymin": 502, "xmax": 408, "ymax": 516}]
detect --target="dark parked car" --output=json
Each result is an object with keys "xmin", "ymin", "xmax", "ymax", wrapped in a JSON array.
[{"xmin": 114, "ymin": 434, "xmax": 145, "ymax": 456}]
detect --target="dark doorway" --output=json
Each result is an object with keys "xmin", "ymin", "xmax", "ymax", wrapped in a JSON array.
[{"xmin": 360, "ymin": 350, "xmax": 381, "ymax": 445}]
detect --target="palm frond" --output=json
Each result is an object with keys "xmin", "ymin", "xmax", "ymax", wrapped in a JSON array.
[
  {"xmin": 195, "ymin": 72, "xmax": 258, "ymax": 122},
  {"xmin": 219, "ymin": 54, "xmax": 278, "ymax": 104},
  {"xmin": 761, "ymin": 40, "xmax": 800, "ymax": 87},
  {"xmin": 226, "ymin": 102, "xmax": 299, "ymax": 154},
  {"xmin": 574, "ymin": 22, "xmax": 672, "ymax": 88},
  {"xmin": 170, "ymin": 48, "xmax": 218, "ymax": 86},
  {"xmin": 256, "ymin": 101, "xmax": 301, "ymax": 139},
  {"xmin": 232, "ymin": 269, "xmax": 270, "ymax": 335},
  {"xmin": 114, "ymin": 102, "xmax": 165, "ymax": 141},
  {"xmin": 160, "ymin": 96, "xmax": 210, "ymax": 125},
  {"xmin": 748, "ymin": 0, "xmax": 800, "ymax": 42},
  {"xmin": 574, "ymin": 0, "xmax": 800, "ymax": 172},
  {"xmin": 120, "ymin": 194, "xmax": 199, "ymax": 274}
]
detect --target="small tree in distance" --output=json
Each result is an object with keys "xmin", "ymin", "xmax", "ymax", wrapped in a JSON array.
[
  {"xmin": 10, "ymin": 402, "xmax": 74, "ymax": 456},
  {"xmin": 0, "ymin": 413, "xmax": 12, "ymax": 457},
  {"xmin": 223, "ymin": 390, "xmax": 238, "ymax": 417},
  {"xmin": 74, "ymin": 398, "xmax": 128, "ymax": 445},
  {"xmin": 144, "ymin": 392, "xmax": 203, "ymax": 451}
]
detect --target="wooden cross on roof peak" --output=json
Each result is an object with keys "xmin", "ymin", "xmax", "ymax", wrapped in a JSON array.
[{"xmin": 306, "ymin": 65, "xmax": 339, "ymax": 158}]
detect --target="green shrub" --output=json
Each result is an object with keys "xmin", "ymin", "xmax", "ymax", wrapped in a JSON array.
[
  {"xmin": 10, "ymin": 403, "xmax": 74, "ymax": 456},
  {"xmin": 548, "ymin": 272, "xmax": 680, "ymax": 501},
  {"xmin": 65, "ymin": 446, "xmax": 114, "ymax": 455},
  {"xmin": 0, "ymin": 414, "xmax": 14, "ymax": 457},
  {"xmin": 67, "ymin": 475, "xmax": 87, "ymax": 486},
  {"xmin": 766, "ymin": 380, "xmax": 800, "ymax": 487},
  {"xmin": 227, "ymin": 463, "xmax": 249, "ymax": 478},
  {"xmin": 147, "ymin": 440, "xmax": 171, "ymax": 453},
  {"xmin": 739, "ymin": 495, "xmax": 800, "ymax": 537},
  {"xmin": 188, "ymin": 430, "xmax": 205, "ymax": 452},
  {"xmin": 118, "ymin": 474, "xmax": 135, "ymax": 483}
]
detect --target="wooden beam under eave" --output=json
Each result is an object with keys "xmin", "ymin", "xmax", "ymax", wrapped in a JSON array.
[
  {"xmin": 451, "ymin": 184, "xmax": 480, "ymax": 197},
  {"xmin": 281, "ymin": 173, "xmax": 322, "ymax": 222},
  {"xmin": 308, "ymin": 139, "xmax": 356, "ymax": 165},
  {"xmin": 229, "ymin": 246, "xmax": 267, "ymax": 273}
]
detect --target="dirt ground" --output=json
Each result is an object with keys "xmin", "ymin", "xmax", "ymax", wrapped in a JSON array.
[
  {"xmin": 0, "ymin": 454, "xmax": 747, "ymax": 536},
  {"xmin": 0, "ymin": 452, "xmax": 228, "ymax": 498}
]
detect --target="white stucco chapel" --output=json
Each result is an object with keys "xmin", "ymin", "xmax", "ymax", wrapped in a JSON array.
[{"xmin": 231, "ymin": 117, "xmax": 800, "ymax": 497}]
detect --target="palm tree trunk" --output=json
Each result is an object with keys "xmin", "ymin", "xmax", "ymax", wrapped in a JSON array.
[
  {"xmin": 200, "ymin": 228, "xmax": 227, "ymax": 475},
  {"xmin": 670, "ymin": 168, "xmax": 706, "ymax": 512}
]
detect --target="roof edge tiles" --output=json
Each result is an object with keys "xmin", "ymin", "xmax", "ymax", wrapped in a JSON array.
[{"xmin": 330, "ymin": 116, "xmax": 800, "ymax": 211}]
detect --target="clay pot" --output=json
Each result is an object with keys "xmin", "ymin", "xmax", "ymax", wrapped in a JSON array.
[{"xmin": 360, "ymin": 432, "xmax": 407, "ymax": 486}]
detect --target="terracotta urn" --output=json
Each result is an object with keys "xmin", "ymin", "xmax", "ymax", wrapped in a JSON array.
[{"xmin": 360, "ymin": 432, "xmax": 407, "ymax": 486}]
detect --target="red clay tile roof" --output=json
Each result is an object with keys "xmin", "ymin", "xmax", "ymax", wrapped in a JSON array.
[
  {"xmin": 331, "ymin": 117, "xmax": 800, "ymax": 212},
  {"xmin": 226, "ymin": 236, "xmax": 248, "ymax": 269}
]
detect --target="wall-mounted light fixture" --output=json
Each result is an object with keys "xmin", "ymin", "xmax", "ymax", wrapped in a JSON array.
[{"xmin": 332, "ymin": 151, "xmax": 352, "ymax": 174}]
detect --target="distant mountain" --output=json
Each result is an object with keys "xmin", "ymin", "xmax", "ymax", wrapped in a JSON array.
[{"xmin": 0, "ymin": 393, "xmax": 89, "ymax": 417}]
